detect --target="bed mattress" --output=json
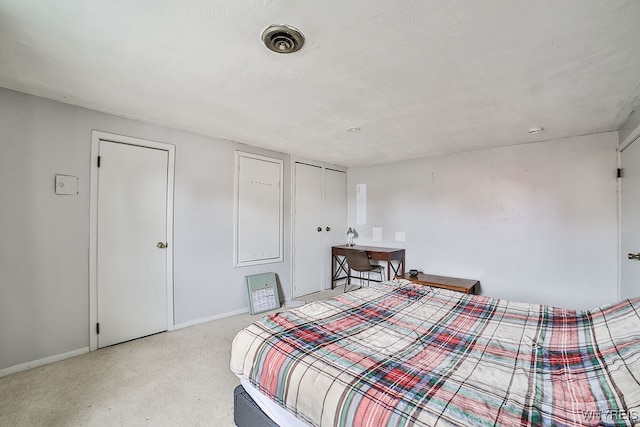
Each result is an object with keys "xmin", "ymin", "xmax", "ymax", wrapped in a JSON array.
[{"xmin": 231, "ymin": 281, "xmax": 640, "ymax": 426}]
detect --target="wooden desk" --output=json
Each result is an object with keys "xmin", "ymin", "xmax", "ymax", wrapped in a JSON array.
[
  {"xmin": 331, "ymin": 245, "xmax": 405, "ymax": 289},
  {"xmin": 398, "ymin": 273, "xmax": 480, "ymax": 294}
]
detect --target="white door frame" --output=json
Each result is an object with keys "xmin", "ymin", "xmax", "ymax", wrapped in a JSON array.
[{"xmin": 89, "ymin": 130, "xmax": 175, "ymax": 351}]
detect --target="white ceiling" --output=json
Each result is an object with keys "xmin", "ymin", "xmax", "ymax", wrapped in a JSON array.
[{"xmin": 2, "ymin": 1, "xmax": 640, "ymax": 167}]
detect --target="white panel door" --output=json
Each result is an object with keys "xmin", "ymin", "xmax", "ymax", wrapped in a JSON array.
[
  {"xmin": 324, "ymin": 169, "xmax": 348, "ymax": 290},
  {"xmin": 620, "ymin": 139, "xmax": 640, "ymax": 299},
  {"xmin": 294, "ymin": 163, "xmax": 323, "ymax": 297},
  {"xmin": 97, "ymin": 141, "xmax": 169, "ymax": 347}
]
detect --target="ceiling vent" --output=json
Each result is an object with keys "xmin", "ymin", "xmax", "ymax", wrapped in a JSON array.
[{"xmin": 261, "ymin": 24, "xmax": 305, "ymax": 54}]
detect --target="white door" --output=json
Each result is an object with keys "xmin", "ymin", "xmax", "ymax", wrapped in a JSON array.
[
  {"xmin": 620, "ymin": 138, "xmax": 640, "ymax": 299},
  {"xmin": 324, "ymin": 169, "xmax": 348, "ymax": 290},
  {"xmin": 97, "ymin": 141, "xmax": 169, "ymax": 347},
  {"xmin": 294, "ymin": 163, "xmax": 324, "ymax": 297}
]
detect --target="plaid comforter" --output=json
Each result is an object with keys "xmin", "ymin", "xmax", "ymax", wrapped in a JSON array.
[{"xmin": 231, "ymin": 282, "xmax": 640, "ymax": 426}]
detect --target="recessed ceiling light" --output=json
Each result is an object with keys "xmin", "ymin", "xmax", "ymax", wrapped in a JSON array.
[
  {"xmin": 528, "ymin": 127, "xmax": 544, "ymax": 134},
  {"xmin": 347, "ymin": 127, "xmax": 361, "ymax": 133}
]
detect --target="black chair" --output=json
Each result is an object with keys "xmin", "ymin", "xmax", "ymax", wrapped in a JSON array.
[{"xmin": 344, "ymin": 249, "xmax": 384, "ymax": 292}]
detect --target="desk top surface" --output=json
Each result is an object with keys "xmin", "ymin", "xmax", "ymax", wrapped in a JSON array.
[
  {"xmin": 399, "ymin": 273, "xmax": 479, "ymax": 289},
  {"xmin": 332, "ymin": 245, "xmax": 405, "ymax": 253}
]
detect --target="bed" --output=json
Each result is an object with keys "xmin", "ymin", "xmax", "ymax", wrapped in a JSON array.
[{"xmin": 230, "ymin": 281, "xmax": 640, "ymax": 426}]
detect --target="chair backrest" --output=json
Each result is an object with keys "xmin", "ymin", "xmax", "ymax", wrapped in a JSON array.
[{"xmin": 345, "ymin": 249, "xmax": 373, "ymax": 272}]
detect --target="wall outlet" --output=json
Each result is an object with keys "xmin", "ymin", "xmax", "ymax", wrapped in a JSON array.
[{"xmin": 395, "ymin": 232, "xmax": 406, "ymax": 242}]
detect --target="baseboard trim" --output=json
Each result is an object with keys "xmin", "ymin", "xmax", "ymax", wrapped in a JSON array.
[
  {"xmin": 1, "ymin": 308, "xmax": 255, "ymax": 377},
  {"xmin": 173, "ymin": 307, "xmax": 249, "ymax": 330},
  {"xmin": 0, "ymin": 347, "xmax": 89, "ymax": 378}
]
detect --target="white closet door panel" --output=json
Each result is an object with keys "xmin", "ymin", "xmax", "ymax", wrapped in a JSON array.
[
  {"xmin": 324, "ymin": 169, "xmax": 348, "ymax": 290},
  {"xmin": 294, "ymin": 163, "xmax": 324, "ymax": 297}
]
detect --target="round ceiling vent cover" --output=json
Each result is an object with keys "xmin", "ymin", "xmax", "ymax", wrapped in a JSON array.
[{"xmin": 261, "ymin": 24, "xmax": 305, "ymax": 54}]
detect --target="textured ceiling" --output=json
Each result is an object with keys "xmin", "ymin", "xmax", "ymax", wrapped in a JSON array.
[{"xmin": 1, "ymin": 0, "xmax": 640, "ymax": 167}]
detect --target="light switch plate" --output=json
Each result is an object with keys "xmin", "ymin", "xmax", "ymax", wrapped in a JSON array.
[
  {"xmin": 395, "ymin": 232, "xmax": 406, "ymax": 242},
  {"xmin": 372, "ymin": 227, "xmax": 383, "ymax": 242},
  {"xmin": 55, "ymin": 174, "xmax": 78, "ymax": 195}
]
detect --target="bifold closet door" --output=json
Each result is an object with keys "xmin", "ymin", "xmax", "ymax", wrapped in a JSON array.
[
  {"xmin": 293, "ymin": 163, "xmax": 347, "ymax": 297},
  {"xmin": 293, "ymin": 163, "xmax": 324, "ymax": 297},
  {"xmin": 323, "ymin": 169, "xmax": 347, "ymax": 289}
]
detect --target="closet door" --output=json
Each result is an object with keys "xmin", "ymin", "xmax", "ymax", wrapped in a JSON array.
[
  {"xmin": 293, "ymin": 162, "xmax": 347, "ymax": 297},
  {"xmin": 293, "ymin": 163, "xmax": 324, "ymax": 297},
  {"xmin": 323, "ymin": 169, "xmax": 347, "ymax": 290}
]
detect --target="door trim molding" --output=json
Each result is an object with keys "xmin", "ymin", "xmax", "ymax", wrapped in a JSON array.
[{"xmin": 89, "ymin": 130, "xmax": 176, "ymax": 351}]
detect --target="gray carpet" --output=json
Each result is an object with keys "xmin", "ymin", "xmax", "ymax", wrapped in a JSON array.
[{"xmin": 0, "ymin": 287, "xmax": 348, "ymax": 426}]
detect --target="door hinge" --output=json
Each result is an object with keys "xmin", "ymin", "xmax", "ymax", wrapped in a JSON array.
[
  {"xmin": 617, "ymin": 168, "xmax": 623, "ymax": 178},
  {"xmin": 97, "ymin": 156, "xmax": 102, "ymax": 168},
  {"xmin": 96, "ymin": 323, "xmax": 100, "ymax": 334}
]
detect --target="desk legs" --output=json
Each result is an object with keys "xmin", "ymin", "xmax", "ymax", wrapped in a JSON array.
[
  {"xmin": 387, "ymin": 259, "xmax": 405, "ymax": 280},
  {"xmin": 331, "ymin": 254, "xmax": 349, "ymax": 289},
  {"xmin": 331, "ymin": 254, "xmax": 405, "ymax": 288}
]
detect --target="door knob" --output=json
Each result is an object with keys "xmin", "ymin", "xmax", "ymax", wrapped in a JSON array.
[
  {"xmin": 628, "ymin": 253, "xmax": 640, "ymax": 260},
  {"xmin": 157, "ymin": 242, "xmax": 168, "ymax": 249}
]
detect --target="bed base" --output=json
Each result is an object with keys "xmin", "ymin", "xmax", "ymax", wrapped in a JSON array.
[{"xmin": 233, "ymin": 385, "xmax": 278, "ymax": 427}]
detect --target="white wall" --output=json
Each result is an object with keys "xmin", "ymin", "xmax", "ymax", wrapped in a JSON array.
[
  {"xmin": 0, "ymin": 88, "xmax": 292, "ymax": 371},
  {"xmin": 0, "ymin": 84, "xmax": 623, "ymax": 371},
  {"xmin": 348, "ymin": 133, "xmax": 619, "ymax": 310}
]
